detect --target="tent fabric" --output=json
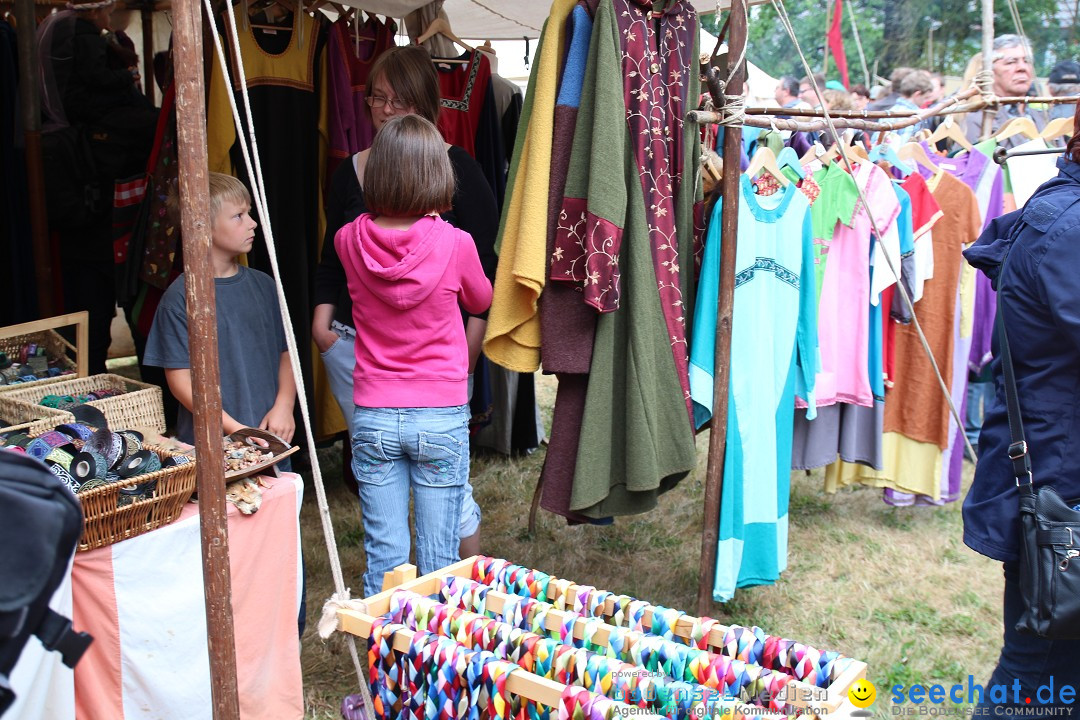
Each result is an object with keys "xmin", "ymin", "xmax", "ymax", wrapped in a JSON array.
[{"xmin": 336, "ymin": 0, "xmax": 768, "ymax": 39}]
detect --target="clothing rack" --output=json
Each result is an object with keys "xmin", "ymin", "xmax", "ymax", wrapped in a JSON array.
[
  {"xmin": 689, "ymin": 0, "xmax": 1068, "ymax": 616},
  {"xmin": 993, "ymin": 145, "xmax": 1066, "ymax": 165},
  {"xmin": 691, "ymin": 86, "xmax": 1076, "ymax": 135},
  {"xmin": 740, "ymin": 94, "xmax": 1080, "ymax": 122}
]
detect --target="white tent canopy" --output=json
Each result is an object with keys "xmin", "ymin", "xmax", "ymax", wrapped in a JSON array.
[{"xmin": 339, "ymin": 0, "xmax": 768, "ymax": 40}]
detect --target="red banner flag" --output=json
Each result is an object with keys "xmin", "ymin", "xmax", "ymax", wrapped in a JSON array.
[{"xmin": 827, "ymin": 0, "xmax": 850, "ymax": 89}]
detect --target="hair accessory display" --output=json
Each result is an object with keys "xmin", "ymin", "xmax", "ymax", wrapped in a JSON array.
[{"xmin": 344, "ymin": 558, "xmax": 868, "ymax": 720}]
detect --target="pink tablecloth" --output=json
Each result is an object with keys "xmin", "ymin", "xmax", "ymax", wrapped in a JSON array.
[{"xmin": 70, "ymin": 474, "xmax": 304, "ymax": 720}]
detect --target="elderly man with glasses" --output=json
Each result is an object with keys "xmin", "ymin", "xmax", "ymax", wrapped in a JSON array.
[{"xmin": 964, "ymin": 34, "xmax": 1048, "ymax": 148}]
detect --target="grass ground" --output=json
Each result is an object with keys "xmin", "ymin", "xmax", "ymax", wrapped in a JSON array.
[{"xmin": 297, "ymin": 374, "xmax": 1003, "ymax": 720}]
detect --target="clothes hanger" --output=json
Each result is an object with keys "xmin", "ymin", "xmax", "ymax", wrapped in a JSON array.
[
  {"xmin": 416, "ymin": 16, "xmax": 474, "ymax": 53},
  {"xmin": 1040, "ymin": 116, "xmax": 1073, "ymax": 141},
  {"xmin": 867, "ymin": 140, "xmax": 913, "ymax": 177},
  {"xmin": 818, "ymin": 141, "xmax": 843, "ymax": 166},
  {"xmin": 775, "ymin": 146, "xmax": 806, "ymax": 180},
  {"xmin": 798, "ymin": 141, "xmax": 827, "ymax": 167},
  {"xmin": 912, "ymin": 127, "xmax": 933, "ymax": 143},
  {"xmin": 898, "ymin": 141, "xmax": 944, "ymax": 182},
  {"xmin": 845, "ymin": 134, "xmax": 870, "ymax": 162},
  {"xmin": 991, "ymin": 116, "xmax": 1041, "ymax": 143},
  {"xmin": 246, "ymin": 0, "xmax": 296, "ymax": 31},
  {"xmin": 928, "ymin": 116, "xmax": 974, "ymax": 152},
  {"xmin": 745, "ymin": 147, "xmax": 791, "ymax": 187}
]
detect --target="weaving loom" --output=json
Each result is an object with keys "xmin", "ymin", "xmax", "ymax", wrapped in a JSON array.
[{"xmin": 336, "ymin": 557, "xmax": 868, "ymax": 719}]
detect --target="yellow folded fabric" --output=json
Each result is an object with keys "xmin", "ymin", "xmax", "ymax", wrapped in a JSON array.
[{"xmin": 482, "ymin": 0, "xmax": 577, "ymax": 372}]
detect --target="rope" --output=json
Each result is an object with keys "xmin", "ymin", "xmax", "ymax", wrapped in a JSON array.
[
  {"xmin": 1006, "ymin": 0, "xmax": 1027, "ymax": 53},
  {"xmin": 975, "ymin": 70, "xmax": 995, "ymax": 101},
  {"xmin": 715, "ymin": 93, "xmax": 746, "ymax": 127},
  {"xmin": 766, "ymin": 0, "xmax": 978, "ymax": 463},
  {"xmin": 722, "ymin": 0, "xmax": 749, "ymax": 92},
  {"xmin": 203, "ymin": 0, "xmax": 376, "ymax": 712}
]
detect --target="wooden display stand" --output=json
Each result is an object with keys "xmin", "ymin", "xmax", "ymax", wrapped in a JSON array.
[
  {"xmin": 0, "ymin": 311, "xmax": 89, "ymax": 386},
  {"xmin": 336, "ymin": 558, "xmax": 868, "ymax": 720}
]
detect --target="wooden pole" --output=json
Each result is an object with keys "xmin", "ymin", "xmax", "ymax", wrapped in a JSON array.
[
  {"xmin": 980, "ymin": 0, "xmax": 994, "ymax": 138},
  {"xmin": 15, "ymin": 0, "xmax": 55, "ymax": 318},
  {"xmin": 171, "ymin": 0, "xmax": 241, "ymax": 714},
  {"xmin": 697, "ymin": 0, "xmax": 745, "ymax": 617}
]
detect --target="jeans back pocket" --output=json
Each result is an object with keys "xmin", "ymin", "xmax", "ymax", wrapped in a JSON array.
[
  {"xmin": 416, "ymin": 432, "xmax": 464, "ymax": 487},
  {"xmin": 352, "ymin": 430, "xmax": 393, "ymax": 485}
]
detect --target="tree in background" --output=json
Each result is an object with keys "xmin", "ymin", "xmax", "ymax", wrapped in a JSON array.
[{"xmin": 702, "ymin": 0, "xmax": 1074, "ymax": 85}]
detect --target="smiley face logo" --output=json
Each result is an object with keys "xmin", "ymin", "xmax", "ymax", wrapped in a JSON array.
[{"xmin": 848, "ymin": 679, "xmax": 877, "ymax": 709}]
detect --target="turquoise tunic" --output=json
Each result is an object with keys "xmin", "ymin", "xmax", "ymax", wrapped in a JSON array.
[{"xmin": 690, "ymin": 176, "xmax": 817, "ymax": 602}]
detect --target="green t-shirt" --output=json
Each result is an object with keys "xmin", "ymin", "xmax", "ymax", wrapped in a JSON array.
[{"xmin": 809, "ymin": 164, "xmax": 860, "ymax": 301}]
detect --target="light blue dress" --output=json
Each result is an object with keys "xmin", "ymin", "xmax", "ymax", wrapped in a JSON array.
[{"xmin": 690, "ymin": 175, "xmax": 817, "ymax": 602}]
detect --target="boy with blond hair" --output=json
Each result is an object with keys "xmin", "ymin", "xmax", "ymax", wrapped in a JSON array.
[{"xmin": 145, "ymin": 172, "xmax": 296, "ymax": 447}]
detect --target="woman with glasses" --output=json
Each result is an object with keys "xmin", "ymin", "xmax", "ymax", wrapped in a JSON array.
[{"xmin": 313, "ymin": 45, "xmax": 496, "ymax": 561}]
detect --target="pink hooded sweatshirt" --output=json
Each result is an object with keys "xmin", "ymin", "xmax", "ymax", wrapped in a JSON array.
[{"xmin": 335, "ymin": 214, "xmax": 492, "ymax": 408}]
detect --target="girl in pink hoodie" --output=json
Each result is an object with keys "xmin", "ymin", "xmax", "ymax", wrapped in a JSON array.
[{"xmin": 335, "ymin": 114, "xmax": 492, "ymax": 596}]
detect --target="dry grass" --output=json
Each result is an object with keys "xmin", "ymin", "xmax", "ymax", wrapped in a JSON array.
[{"xmin": 298, "ymin": 373, "xmax": 1003, "ymax": 719}]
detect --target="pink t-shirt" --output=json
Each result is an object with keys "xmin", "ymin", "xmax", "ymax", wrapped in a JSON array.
[{"xmin": 807, "ymin": 161, "xmax": 900, "ymax": 409}]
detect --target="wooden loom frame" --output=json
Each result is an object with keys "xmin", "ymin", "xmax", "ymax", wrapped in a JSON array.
[{"xmin": 337, "ymin": 557, "xmax": 869, "ymax": 720}]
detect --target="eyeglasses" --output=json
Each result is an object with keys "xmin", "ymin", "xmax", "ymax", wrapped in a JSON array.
[{"xmin": 366, "ymin": 95, "xmax": 411, "ymax": 110}]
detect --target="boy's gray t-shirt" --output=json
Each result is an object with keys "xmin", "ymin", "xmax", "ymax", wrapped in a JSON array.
[{"xmin": 144, "ymin": 266, "xmax": 288, "ymax": 444}]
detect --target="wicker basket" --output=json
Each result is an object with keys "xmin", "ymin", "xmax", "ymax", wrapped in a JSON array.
[
  {"xmin": 0, "ymin": 395, "xmax": 75, "ymax": 436},
  {"xmin": 1, "ymin": 374, "xmax": 166, "ymax": 433},
  {"xmin": 76, "ymin": 443, "xmax": 197, "ymax": 551},
  {"xmin": 0, "ymin": 312, "xmax": 87, "ymax": 392}
]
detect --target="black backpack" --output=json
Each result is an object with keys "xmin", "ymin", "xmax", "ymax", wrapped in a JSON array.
[{"xmin": 0, "ymin": 450, "xmax": 92, "ymax": 714}]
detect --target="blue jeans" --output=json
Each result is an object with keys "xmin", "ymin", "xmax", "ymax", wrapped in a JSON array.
[
  {"xmin": 965, "ymin": 379, "xmax": 994, "ymax": 454},
  {"xmin": 324, "ymin": 325, "xmax": 481, "ymax": 539},
  {"xmin": 351, "ymin": 405, "xmax": 469, "ymax": 598},
  {"xmin": 977, "ymin": 562, "xmax": 1080, "ymax": 715}
]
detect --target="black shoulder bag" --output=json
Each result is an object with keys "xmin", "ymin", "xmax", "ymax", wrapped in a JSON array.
[{"xmin": 998, "ymin": 288, "xmax": 1080, "ymax": 638}]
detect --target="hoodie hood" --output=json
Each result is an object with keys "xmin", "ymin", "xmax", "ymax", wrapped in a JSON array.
[
  {"xmin": 336, "ymin": 214, "xmax": 454, "ymax": 310},
  {"xmin": 964, "ymin": 157, "xmax": 1080, "ymax": 287}
]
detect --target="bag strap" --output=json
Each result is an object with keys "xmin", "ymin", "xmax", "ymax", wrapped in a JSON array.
[
  {"xmin": 34, "ymin": 608, "xmax": 92, "ymax": 669},
  {"xmin": 995, "ymin": 283, "xmax": 1033, "ymax": 486}
]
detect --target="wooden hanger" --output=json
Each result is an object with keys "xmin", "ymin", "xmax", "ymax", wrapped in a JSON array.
[
  {"xmin": 845, "ymin": 138, "xmax": 870, "ymax": 162},
  {"xmin": 928, "ymin": 116, "xmax": 974, "ymax": 152},
  {"xmin": 818, "ymin": 142, "xmax": 843, "ymax": 166},
  {"xmin": 745, "ymin": 147, "xmax": 791, "ymax": 186},
  {"xmin": 898, "ymin": 141, "xmax": 944, "ymax": 182},
  {"xmin": 992, "ymin": 116, "xmax": 1041, "ymax": 143},
  {"xmin": 799, "ymin": 141, "xmax": 827, "ymax": 166},
  {"xmin": 247, "ymin": 0, "xmax": 296, "ymax": 32},
  {"xmin": 416, "ymin": 16, "xmax": 474, "ymax": 53},
  {"xmin": 1040, "ymin": 116, "xmax": 1073, "ymax": 142}
]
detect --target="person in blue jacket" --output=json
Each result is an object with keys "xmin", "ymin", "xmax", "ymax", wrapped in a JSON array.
[{"xmin": 962, "ymin": 101, "xmax": 1080, "ymax": 710}]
